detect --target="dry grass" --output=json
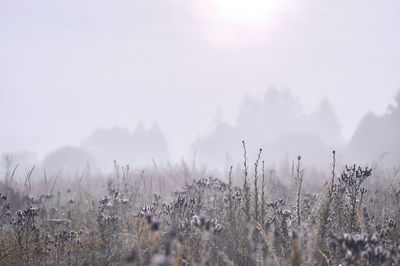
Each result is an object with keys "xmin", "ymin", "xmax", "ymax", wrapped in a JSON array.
[{"xmin": 1, "ymin": 147, "xmax": 400, "ymax": 265}]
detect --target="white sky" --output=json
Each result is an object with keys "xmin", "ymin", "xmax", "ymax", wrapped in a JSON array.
[{"xmin": 1, "ymin": 0, "xmax": 399, "ymax": 161}]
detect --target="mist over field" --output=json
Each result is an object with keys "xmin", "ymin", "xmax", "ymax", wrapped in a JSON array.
[
  {"xmin": 1, "ymin": 1, "xmax": 400, "ymax": 265},
  {"xmin": 1, "ymin": 0, "xmax": 400, "ymax": 175}
]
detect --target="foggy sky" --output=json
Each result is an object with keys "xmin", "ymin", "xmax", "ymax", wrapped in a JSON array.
[{"xmin": 1, "ymin": 0, "xmax": 399, "ymax": 161}]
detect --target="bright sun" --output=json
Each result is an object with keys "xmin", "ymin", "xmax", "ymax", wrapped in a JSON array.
[{"xmin": 208, "ymin": 0, "xmax": 285, "ymax": 25}]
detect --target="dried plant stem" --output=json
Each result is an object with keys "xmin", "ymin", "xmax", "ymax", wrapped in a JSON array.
[
  {"xmin": 261, "ymin": 161, "xmax": 266, "ymax": 225},
  {"xmin": 318, "ymin": 151, "xmax": 336, "ymax": 241},
  {"xmin": 295, "ymin": 156, "xmax": 303, "ymax": 227},
  {"xmin": 242, "ymin": 140, "xmax": 250, "ymax": 221},
  {"xmin": 254, "ymin": 148, "xmax": 262, "ymax": 221}
]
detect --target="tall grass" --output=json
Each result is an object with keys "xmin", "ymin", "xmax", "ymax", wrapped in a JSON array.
[{"xmin": 0, "ymin": 146, "xmax": 399, "ymax": 265}]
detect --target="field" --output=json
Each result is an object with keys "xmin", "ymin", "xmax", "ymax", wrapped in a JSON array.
[{"xmin": 1, "ymin": 146, "xmax": 400, "ymax": 265}]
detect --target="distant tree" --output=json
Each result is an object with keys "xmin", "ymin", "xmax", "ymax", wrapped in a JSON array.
[
  {"xmin": 83, "ymin": 124, "xmax": 169, "ymax": 169},
  {"xmin": 347, "ymin": 91, "xmax": 400, "ymax": 167},
  {"xmin": 309, "ymin": 98, "xmax": 343, "ymax": 146},
  {"xmin": 236, "ymin": 88, "xmax": 305, "ymax": 139},
  {"xmin": 387, "ymin": 91, "xmax": 400, "ymax": 116},
  {"xmin": 192, "ymin": 88, "xmax": 336, "ymax": 169},
  {"xmin": 42, "ymin": 146, "xmax": 97, "ymax": 177}
]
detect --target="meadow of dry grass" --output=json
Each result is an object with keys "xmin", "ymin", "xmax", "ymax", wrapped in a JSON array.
[{"xmin": 1, "ymin": 146, "xmax": 400, "ymax": 265}]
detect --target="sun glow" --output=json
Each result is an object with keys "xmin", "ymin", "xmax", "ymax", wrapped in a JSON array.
[{"xmin": 208, "ymin": 0, "xmax": 285, "ymax": 25}]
